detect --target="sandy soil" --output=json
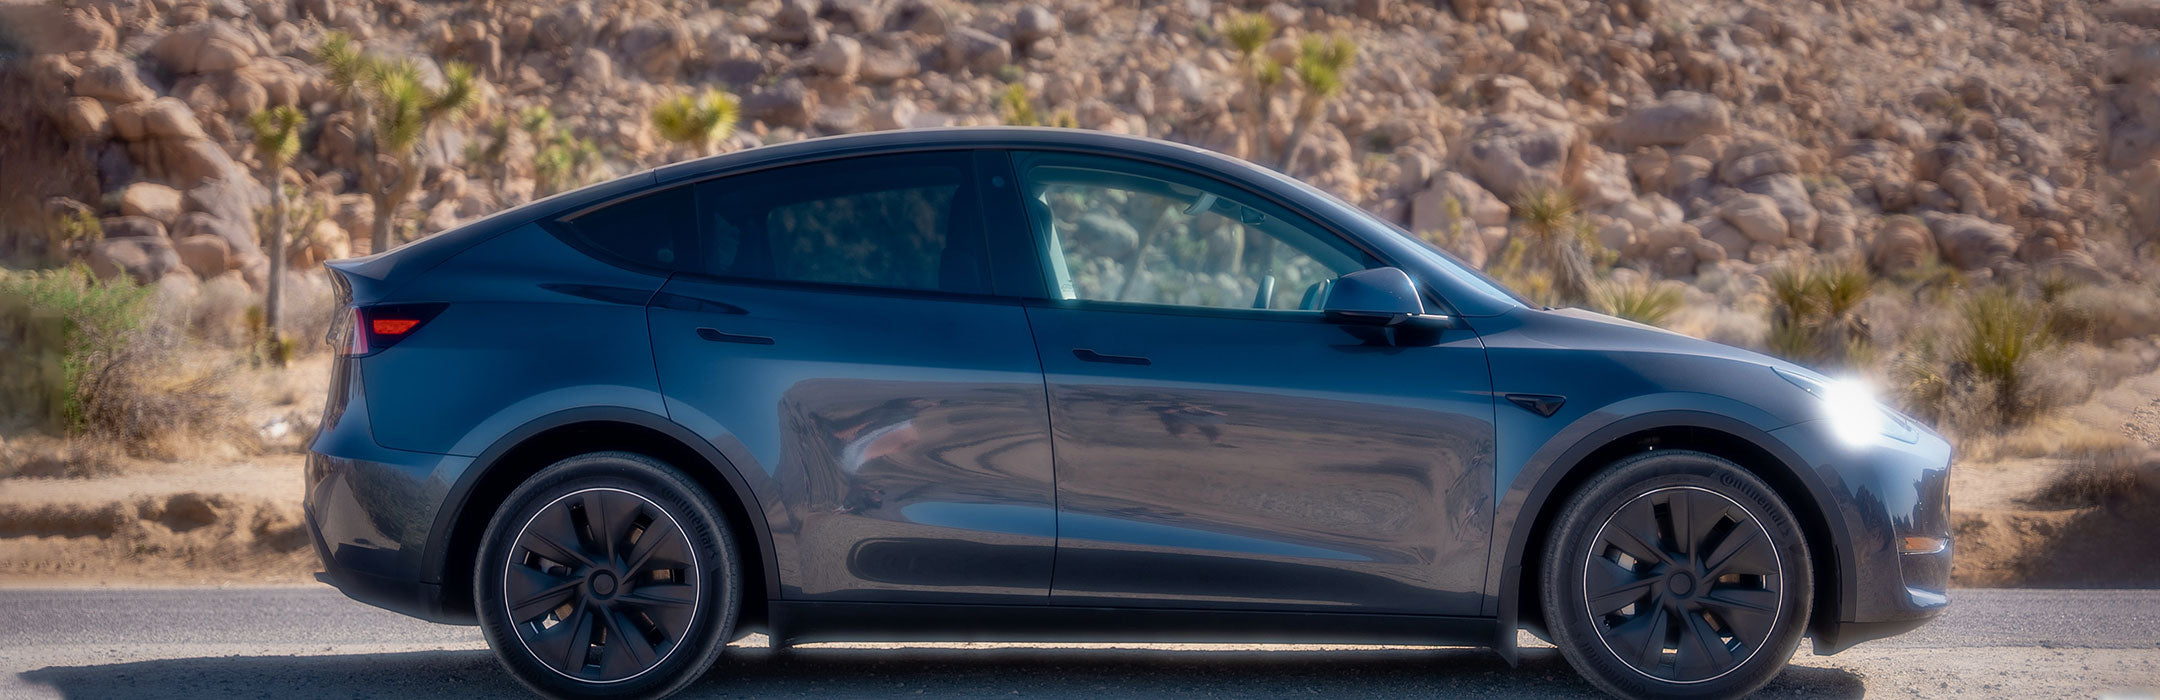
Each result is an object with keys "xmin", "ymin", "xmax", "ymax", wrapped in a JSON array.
[{"xmin": 0, "ymin": 454, "xmax": 314, "ymax": 585}]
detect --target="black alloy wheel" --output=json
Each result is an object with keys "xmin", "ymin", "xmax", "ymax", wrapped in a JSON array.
[
  {"xmin": 1541, "ymin": 450, "xmax": 1812, "ymax": 700},
  {"xmin": 476, "ymin": 452, "xmax": 740, "ymax": 700}
]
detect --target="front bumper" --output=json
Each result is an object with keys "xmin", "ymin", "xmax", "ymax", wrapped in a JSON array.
[
  {"xmin": 304, "ymin": 370, "xmax": 475, "ymax": 624},
  {"xmin": 1769, "ymin": 419, "xmax": 1954, "ymax": 653}
]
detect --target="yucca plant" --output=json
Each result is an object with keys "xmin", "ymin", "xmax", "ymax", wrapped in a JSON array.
[
  {"xmin": 1765, "ymin": 260, "xmax": 1875, "ymax": 368},
  {"xmin": 1509, "ymin": 188, "xmax": 1596, "ymax": 305},
  {"xmin": 651, "ymin": 88, "xmax": 741, "ymax": 157},
  {"xmin": 1590, "ymin": 277, "xmax": 1684, "ymax": 326},
  {"xmin": 1276, "ymin": 34, "xmax": 1356, "ymax": 173},
  {"xmin": 247, "ymin": 105, "xmax": 306, "ymax": 366},
  {"xmin": 1957, "ymin": 286, "xmax": 2052, "ymax": 426},
  {"xmin": 313, "ymin": 32, "xmax": 480, "ymax": 254}
]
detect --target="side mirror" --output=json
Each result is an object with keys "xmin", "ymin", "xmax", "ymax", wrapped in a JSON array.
[{"xmin": 1323, "ymin": 267, "xmax": 1453, "ymax": 329}]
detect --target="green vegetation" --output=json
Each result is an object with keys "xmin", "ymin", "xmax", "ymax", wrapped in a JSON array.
[
  {"xmin": 1494, "ymin": 188, "xmax": 1597, "ymax": 306},
  {"xmin": 998, "ymin": 83, "xmax": 1075, "ymax": 128},
  {"xmin": 1765, "ymin": 260, "xmax": 1872, "ymax": 368},
  {"xmin": 1222, "ymin": 12, "xmax": 1280, "ymax": 163},
  {"xmin": 1957, "ymin": 286, "xmax": 2052, "ymax": 426},
  {"xmin": 1590, "ymin": 278, "xmax": 1684, "ymax": 326},
  {"xmin": 521, "ymin": 106, "xmax": 603, "ymax": 197},
  {"xmin": 651, "ymin": 88, "xmax": 741, "ymax": 157},
  {"xmin": 0, "ymin": 267, "xmax": 152, "ymax": 433},
  {"xmin": 1277, "ymin": 34, "xmax": 1356, "ymax": 173},
  {"xmin": 315, "ymin": 32, "xmax": 480, "ymax": 253},
  {"xmin": 247, "ymin": 105, "xmax": 307, "ymax": 366}
]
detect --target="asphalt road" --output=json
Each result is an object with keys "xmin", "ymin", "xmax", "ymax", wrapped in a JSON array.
[{"xmin": 1, "ymin": 587, "xmax": 2154, "ymax": 698}]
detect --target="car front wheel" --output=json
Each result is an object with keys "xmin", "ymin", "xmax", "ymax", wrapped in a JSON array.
[
  {"xmin": 475, "ymin": 451, "xmax": 741, "ymax": 699},
  {"xmin": 1540, "ymin": 450, "xmax": 1812, "ymax": 699}
]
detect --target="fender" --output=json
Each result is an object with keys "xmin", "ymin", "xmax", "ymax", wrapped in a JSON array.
[
  {"xmin": 418, "ymin": 405, "xmax": 782, "ymax": 603},
  {"xmin": 1482, "ymin": 406, "xmax": 1857, "ymax": 664}
]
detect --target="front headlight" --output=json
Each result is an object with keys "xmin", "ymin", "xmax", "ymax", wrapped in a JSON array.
[{"xmin": 1773, "ymin": 367, "xmax": 1919, "ymax": 446}]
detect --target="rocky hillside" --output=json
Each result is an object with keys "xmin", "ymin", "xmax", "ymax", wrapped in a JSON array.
[{"xmin": 2, "ymin": 0, "xmax": 2157, "ymax": 293}]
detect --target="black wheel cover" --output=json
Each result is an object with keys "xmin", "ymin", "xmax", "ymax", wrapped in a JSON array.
[
  {"xmin": 1583, "ymin": 485, "xmax": 1784, "ymax": 684},
  {"xmin": 504, "ymin": 487, "xmax": 702, "ymax": 684}
]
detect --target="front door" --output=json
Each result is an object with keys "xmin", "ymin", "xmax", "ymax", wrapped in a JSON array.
[
  {"xmin": 1009, "ymin": 151, "xmax": 1496, "ymax": 615},
  {"xmin": 641, "ymin": 150, "xmax": 1058, "ymax": 604}
]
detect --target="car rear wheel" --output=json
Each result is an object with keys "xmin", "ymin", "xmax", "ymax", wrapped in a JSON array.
[
  {"xmin": 475, "ymin": 452, "xmax": 740, "ymax": 699},
  {"xmin": 1540, "ymin": 450, "xmax": 1811, "ymax": 699}
]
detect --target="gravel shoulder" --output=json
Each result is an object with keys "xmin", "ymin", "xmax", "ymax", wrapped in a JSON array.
[{"xmin": 1, "ymin": 587, "xmax": 2154, "ymax": 699}]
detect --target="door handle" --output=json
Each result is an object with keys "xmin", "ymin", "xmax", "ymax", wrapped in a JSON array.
[
  {"xmin": 696, "ymin": 327, "xmax": 775, "ymax": 345},
  {"xmin": 1072, "ymin": 348, "xmax": 1150, "ymax": 366}
]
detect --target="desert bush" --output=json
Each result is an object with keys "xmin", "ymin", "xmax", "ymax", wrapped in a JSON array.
[
  {"xmin": 1765, "ymin": 260, "xmax": 1872, "ymax": 369},
  {"xmin": 0, "ymin": 267, "xmax": 154, "ymax": 430},
  {"xmin": 1589, "ymin": 277, "xmax": 1684, "ymax": 326},
  {"xmin": 1958, "ymin": 286, "xmax": 2054, "ymax": 426},
  {"xmin": 2044, "ymin": 281, "xmax": 2160, "ymax": 345},
  {"xmin": 2026, "ymin": 445, "xmax": 2160, "ymax": 511},
  {"xmin": 0, "ymin": 267, "xmax": 247, "ymax": 458}
]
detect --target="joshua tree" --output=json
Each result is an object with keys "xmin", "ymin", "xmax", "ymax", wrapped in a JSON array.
[
  {"xmin": 1221, "ymin": 12, "xmax": 1279, "ymax": 163},
  {"xmin": 650, "ymin": 88, "xmax": 741, "ymax": 158},
  {"xmin": 1277, "ymin": 34, "xmax": 1356, "ymax": 173},
  {"xmin": 315, "ymin": 32, "xmax": 479, "ymax": 255},
  {"xmin": 248, "ymin": 105, "xmax": 306, "ymax": 365}
]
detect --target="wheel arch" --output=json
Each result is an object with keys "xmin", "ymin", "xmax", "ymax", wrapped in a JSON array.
[
  {"xmin": 422, "ymin": 407, "xmax": 778, "ymax": 629},
  {"xmin": 1490, "ymin": 410, "xmax": 1854, "ymax": 662}
]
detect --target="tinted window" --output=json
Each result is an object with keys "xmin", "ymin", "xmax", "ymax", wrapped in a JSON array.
[
  {"xmin": 553, "ymin": 186, "xmax": 695, "ymax": 270},
  {"xmin": 693, "ymin": 152, "xmax": 989, "ymax": 294},
  {"xmin": 1013, "ymin": 151, "xmax": 1374, "ymax": 311}
]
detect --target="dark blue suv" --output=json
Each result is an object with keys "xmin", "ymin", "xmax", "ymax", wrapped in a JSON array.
[{"xmin": 305, "ymin": 128, "xmax": 1951, "ymax": 699}]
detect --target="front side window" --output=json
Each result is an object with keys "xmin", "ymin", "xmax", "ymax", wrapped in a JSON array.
[
  {"xmin": 692, "ymin": 151, "xmax": 990, "ymax": 295},
  {"xmin": 1013, "ymin": 151, "xmax": 1374, "ymax": 312}
]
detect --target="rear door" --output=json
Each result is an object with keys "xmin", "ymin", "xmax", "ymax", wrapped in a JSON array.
[
  {"xmin": 1008, "ymin": 151, "xmax": 1497, "ymax": 615},
  {"xmin": 631, "ymin": 150, "xmax": 1059, "ymax": 604}
]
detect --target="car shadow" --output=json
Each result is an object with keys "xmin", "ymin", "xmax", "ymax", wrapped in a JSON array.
[{"xmin": 17, "ymin": 644, "xmax": 1865, "ymax": 698}]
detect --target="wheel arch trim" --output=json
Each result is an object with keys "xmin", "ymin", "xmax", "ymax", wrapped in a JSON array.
[
  {"xmin": 420, "ymin": 406, "xmax": 781, "ymax": 610},
  {"xmin": 1485, "ymin": 407, "xmax": 1857, "ymax": 663}
]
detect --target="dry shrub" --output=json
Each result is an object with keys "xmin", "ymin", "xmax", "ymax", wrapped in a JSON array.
[
  {"xmin": 190, "ymin": 274, "xmax": 256, "ymax": 348},
  {"xmin": 2045, "ymin": 281, "xmax": 2160, "ymax": 345},
  {"xmin": 0, "ymin": 267, "xmax": 251, "ymax": 461},
  {"xmin": 2026, "ymin": 446, "xmax": 2160, "ymax": 511},
  {"xmin": 278, "ymin": 271, "xmax": 339, "ymax": 356}
]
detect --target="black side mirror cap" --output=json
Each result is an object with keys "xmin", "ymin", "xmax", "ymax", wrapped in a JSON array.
[{"xmin": 1322, "ymin": 267, "xmax": 1453, "ymax": 329}]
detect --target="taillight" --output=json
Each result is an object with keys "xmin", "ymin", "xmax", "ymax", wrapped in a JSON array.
[{"xmin": 337, "ymin": 303, "xmax": 447, "ymax": 357}]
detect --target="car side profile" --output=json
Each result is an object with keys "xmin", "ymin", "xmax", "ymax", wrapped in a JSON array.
[{"xmin": 304, "ymin": 127, "xmax": 1951, "ymax": 699}]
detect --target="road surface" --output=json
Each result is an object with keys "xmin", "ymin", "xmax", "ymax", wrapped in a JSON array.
[{"xmin": 1, "ymin": 587, "xmax": 2154, "ymax": 698}]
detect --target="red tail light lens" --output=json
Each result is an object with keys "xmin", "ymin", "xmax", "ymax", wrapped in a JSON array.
[{"xmin": 338, "ymin": 303, "xmax": 446, "ymax": 357}]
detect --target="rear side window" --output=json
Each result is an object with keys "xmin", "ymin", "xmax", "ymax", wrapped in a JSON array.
[
  {"xmin": 693, "ymin": 152, "xmax": 989, "ymax": 295},
  {"xmin": 552, "ymin": 186, "xmax": 695, "ymax": 271}
]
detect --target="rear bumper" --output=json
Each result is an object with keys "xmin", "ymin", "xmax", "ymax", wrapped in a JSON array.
[
  {"xmin": 1769, "ymin": 420, "xmax": 1954, "ymax": 653},
  {"xmin": 304, "ymin": 370, "xmax": 475, "ymax": 624}
]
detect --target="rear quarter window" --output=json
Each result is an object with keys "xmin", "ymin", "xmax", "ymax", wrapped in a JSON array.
[{"xmin": 550, "ymin": 186, "xmax": 696, "ymax": 271}]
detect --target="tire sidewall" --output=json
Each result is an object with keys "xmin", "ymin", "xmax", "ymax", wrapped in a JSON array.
[
  {"xmin": 1541, "ymin": 451, "xmax": 1813, "ymax": 700},
  {"xmin": 474, "ymin": 452, "xmax": 741, "ymax": 700}
]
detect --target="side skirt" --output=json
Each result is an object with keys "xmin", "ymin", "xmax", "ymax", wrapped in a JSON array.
[{"xmin": 768, "ymin": 600, "xmax": 1500, "ymax": 647}]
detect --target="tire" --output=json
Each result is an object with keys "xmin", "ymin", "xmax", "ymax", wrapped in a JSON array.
[
  {"xmin": 1539, "ymin": 450, "xmax": 1812, "ymax": 700},
  {"xmin": 475, "ymin": 452, "xmax": 742, "ymax": 699}
]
